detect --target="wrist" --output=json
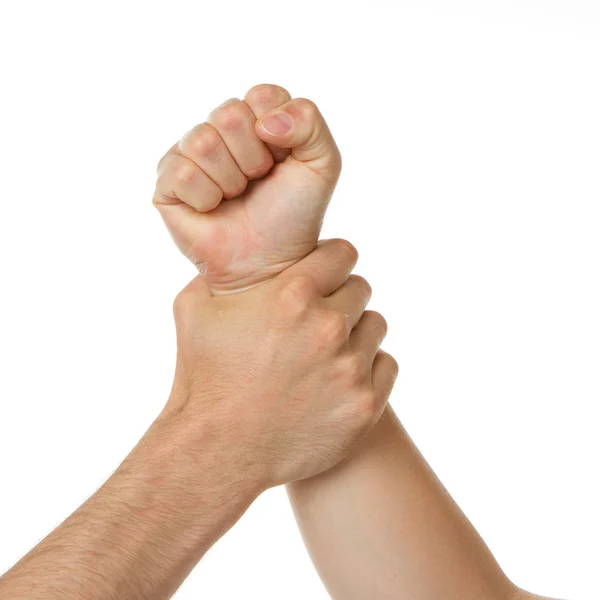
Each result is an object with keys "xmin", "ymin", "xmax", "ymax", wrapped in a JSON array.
[
  {"xmin": 203, "ymin": 254, "xmax": 308, "ymax": 296},
  {"xmin": 93, "ymin": 412, "xmax": 263, "ymax": 593},
  {"xmin": 159, "ymin": 385, "xmax": 273, "ymax": 496},
  {"xmin": 0, "ymin": 410, "xmax": 263, "ymax": 600},
  {"xmin": 137, "ymin": 410, "xmax": 265, "ymax": 529}
]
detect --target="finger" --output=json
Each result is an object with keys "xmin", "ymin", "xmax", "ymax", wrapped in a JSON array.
[
  {"xmin": 282, "ymin": 238, "xmax": 359, "ymax": 297},
  {"xmin": 154, "ymin": 153, "xmax": 222, "ymax": 212},
  {"xmin": 178, "ymin": 123, "xmax": 248, "ymax": 200},
  {"xmin": 350, "ymin": 311, "xmax": 389, "ymax": 363},
  {"xmin": 208, "ymin": 98, "xmax": 273, "ymax": 180},
  {"xmin": 244, "ymin": 83, "xmax": 292, "ymax": 163},
  {"xmin": 371, "ymin": 350, "xmax": 399, "ymax": 410},
  {"xmin": 255, "ymin": 97, "xmax": 342, "ymax": 183},
  {"xmin": 324, "ymin": 275, "xmax": 372, "ymax": 330}
]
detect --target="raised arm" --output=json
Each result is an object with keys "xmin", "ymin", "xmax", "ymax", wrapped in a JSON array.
[
  {"xmin": 148, "ymin": 83, "xmax": 558, "ymax": 599},
  {"xmin": 287, "ymin": 407, "xmax": 557, "ymax": 600}
]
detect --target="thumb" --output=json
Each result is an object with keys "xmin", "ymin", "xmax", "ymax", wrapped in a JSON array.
[
  {"xmin": 255, "ymin": 98, "xmax": 342, "ymax": 181},
  {"xmin": 283, "ymin": 238, "xmax": 359, "ymax": 297}
]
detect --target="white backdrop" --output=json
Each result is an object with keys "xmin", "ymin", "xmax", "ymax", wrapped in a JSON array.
[{"xmin": 0, "ymin": 2, "xmax": 598, "ymax": 598}]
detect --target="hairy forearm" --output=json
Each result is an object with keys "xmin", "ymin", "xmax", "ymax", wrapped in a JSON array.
[
  {"xmin": 287, "ymin": 406, "xmax": 525, "ymax": 600},
  {"xmin": 0, "ymin": 411, "xmax": 261, "ymax": 600}
]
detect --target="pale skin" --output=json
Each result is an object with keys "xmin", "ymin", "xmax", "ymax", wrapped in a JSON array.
[{"xmin": 0, "ymin": 83, "xmax": 558, "ymax": 599}]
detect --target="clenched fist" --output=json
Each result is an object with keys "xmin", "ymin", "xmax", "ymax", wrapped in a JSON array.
[
  {"xmin": 153, "ymin": 84, "xmax": 342, "ymax": 294},
  {"xmin": 163, "ymin": 240, "xmax": 397, "ymax": 487}
]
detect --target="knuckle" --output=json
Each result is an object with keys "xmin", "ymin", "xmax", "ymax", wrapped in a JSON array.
[
  {"xmin": 355, "ymin": 388, "xmax": 379, "ymax": 421},
  {"xmin": 182, "ymin": 124, "xmax": 222, "ymax": 158},
  {"xmin": 338, "ymin": 352, "xmax": 368, "ymax": 383},
  {"xmin": 287, "ymin": 274, "xmax": 316, "ymax": 298},
  {"xmin": 317, "ymin": 310, "xmax": 348, "ymax": 344},
  {"xmin": 377, "ymin": 350, "xmax": 399, "ymax": 381},
  {"xmin": 276, "ymin": 275, "xmax": 315, "ymax": 313},
  {"xmin": 174, "ymin": 161, "xmax": 198, "ymax": 186},
  {"xmin": 332, "ymin": 238, "xmax": 359, "ymax": 263},
  {"xmin": 211, "ymin": 99, "xmax": 246, "ymax": 132},
  {"xmin": 349, "ymin": 274, "xmax": 372, "ymax": 297},
  {"xmin": 386, "ymin": 353, "xmax": 400, "ymax": 378},
  {"xmin": 332, "ymin": 145, "xmax": 343, "ymax": 174},
  {"xmin": 367, "ymin": 310, "xmax": 388, "ymax": 336},
  {"xmin": 156, "ymin": 151, "xmax": 173, "ymax": 175},
  {"xmin": 293, "ymin": 97, "xmax": 320, "ymax": 121},
  {"xmin": 245, "ymin": 83, "xmax": 291, "ymax": 108}
]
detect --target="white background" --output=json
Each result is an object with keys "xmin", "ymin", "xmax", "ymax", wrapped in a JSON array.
[{"xmin": 1, "ymin": 1, "xmax": 599, "ymax": 598}]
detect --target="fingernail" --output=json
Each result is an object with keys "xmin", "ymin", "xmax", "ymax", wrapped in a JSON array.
[{"xmin": 260, "ymin": 112, "xmax": 293, "ymax": 136}]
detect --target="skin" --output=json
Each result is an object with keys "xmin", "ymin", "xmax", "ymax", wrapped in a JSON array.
[
  {"xmin": 154, "ymin": 84, "xmax": 341, "ymax": 293},
  {"xmin": 288, "ymin": 408, "xmax": 559, "ymax": 600},
  {"xmin": 0, "ymin": 82, "xmax": 559, "ymax": 599},
  {"xmin": 0, "ymin": 240, "xmax": 398, "ymax": 599},
  {"xmin": 153, "ymin": 84, "xmax": 559, "ymax": 600}
]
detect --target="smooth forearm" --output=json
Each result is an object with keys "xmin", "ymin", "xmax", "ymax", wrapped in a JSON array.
[
  {"xmin": 287, "ymin": 406, "xmax": 520, "ymax": 600},
  {"xmin": 0, "ymin": 411, "xmax": 261, "ymax": 600}
]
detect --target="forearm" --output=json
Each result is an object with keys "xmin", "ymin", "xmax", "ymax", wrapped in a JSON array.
[
  {"xmin": 0, "ymin": 411, "xmax": 261, "ymax": 600},
  {"xmin": 287, "ymin": 406, "xmax": 527, "ymax": 600}
]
